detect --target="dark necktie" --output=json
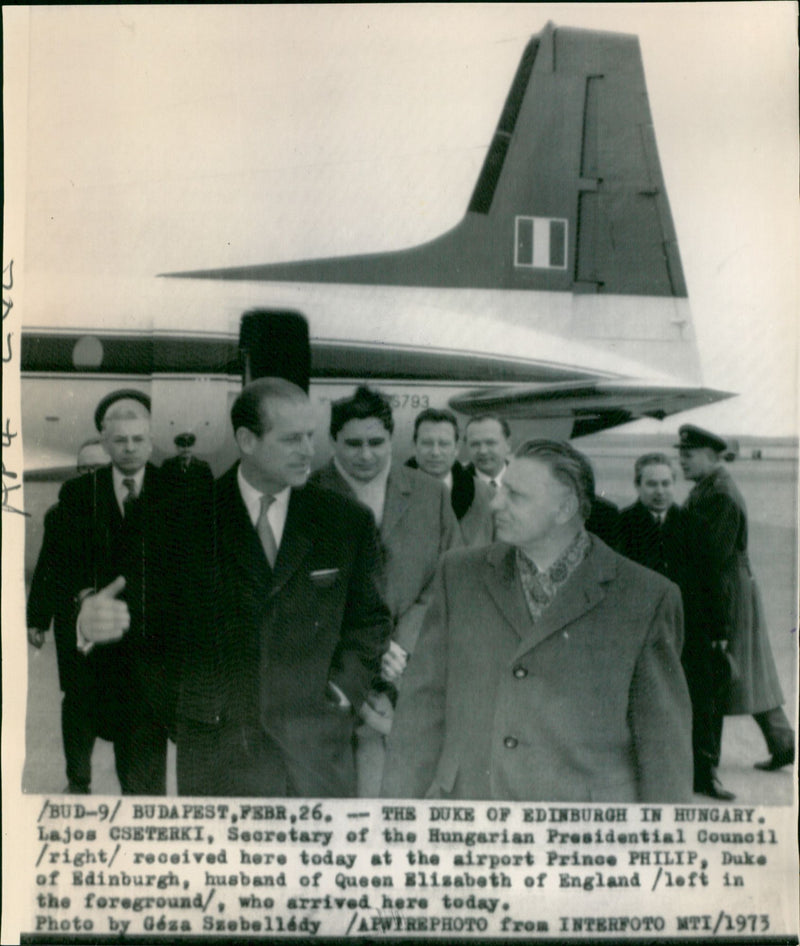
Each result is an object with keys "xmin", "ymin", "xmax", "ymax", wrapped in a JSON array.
[
  {"xmin": 122, "ymin": 477, "xmax": 138, "ymax": 516},
  {"xmin": 489, "ymin": 478, "xmax": 498, "ymax": 494},
  {"xmin": 257, "ymin": 494, "xmax": 278, "ymax": 568}
]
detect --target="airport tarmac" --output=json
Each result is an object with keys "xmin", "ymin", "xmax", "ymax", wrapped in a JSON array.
[{"xmin": 16, "ymin": 450, "xmax": 798, "ymax": 804}]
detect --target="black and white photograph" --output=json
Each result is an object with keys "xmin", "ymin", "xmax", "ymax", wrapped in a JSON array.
[{"xmin": 3, "ymin": 3, "xmax": 797, "ymax": 942}]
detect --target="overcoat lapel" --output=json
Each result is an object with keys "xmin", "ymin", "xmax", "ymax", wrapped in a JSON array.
[
  {"xmin": 481, "ymin": 544, "xmax": 533, "ymax": 641},
  {"xmin": 269, "ymin": 489, "xmax": 314, "ymax": 599},
  {"xmin": 380, "ymin": 467, "xmax": 411, "ymax": 541},
  {"xmin": 663, "ymin": 504, "xmax": 680, "ymax": 535},
  {"xmin": 95, "ymin": 466, "xmax": 122, "ymax": 527},
  {"xmin": 89, "ymin": 468, "xmax": 119, "ymax": 588}
]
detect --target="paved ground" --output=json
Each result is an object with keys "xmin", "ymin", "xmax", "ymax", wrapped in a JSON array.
[{"xmin": 18, "ymin": 454, "xmax": 797, "ymax": 803}]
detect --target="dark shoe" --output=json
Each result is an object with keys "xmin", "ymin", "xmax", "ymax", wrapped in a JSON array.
[
  {"xmin": 64, "ymin": 782, "xmax": 90, "ymax": 794},
  {"xmin": 694, "ymin": 777, "xmax": 735, "ymax": 801},
  {"xmin": 754, "ymin": 747, "xmax": 794, "ymax": 771}
]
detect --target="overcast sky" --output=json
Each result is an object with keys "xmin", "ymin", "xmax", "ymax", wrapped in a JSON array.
[{"xmin": 6, "ymin": 3, "xmax": 799, "ymax": 436}]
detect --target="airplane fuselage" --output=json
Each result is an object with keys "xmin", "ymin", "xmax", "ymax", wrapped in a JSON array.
[{"xmin": 21, "ymin": 274, "xmax": 707, "ymax": 476}]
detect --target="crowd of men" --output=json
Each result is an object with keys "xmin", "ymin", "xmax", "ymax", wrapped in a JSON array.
[{"xmin": 27, "ymin": 383, "xmax": 794, "ymax": 801}]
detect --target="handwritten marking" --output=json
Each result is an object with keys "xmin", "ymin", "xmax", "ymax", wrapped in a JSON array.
[{"xmin": 1, "ymin": 257, "xmax": 27, "ymax": 517}]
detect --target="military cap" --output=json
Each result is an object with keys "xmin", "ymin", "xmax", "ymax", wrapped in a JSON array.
[
  {"xmin": 174, "ymin": 432, "xmax": 196, "ymax": 448},
  {"xmin": 94, "ymin": 389, "xmax": 151, "ymax": 431},
  {"xmin": 674, "ymin": 424, "xmax": 727, "ymax": 453}
]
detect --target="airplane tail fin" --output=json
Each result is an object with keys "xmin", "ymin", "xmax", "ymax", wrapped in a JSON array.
[
  {"xmin": 166, "ymin": 23, "xmax": 710, "ymax": 388},
  {"xmin": 168, "ymin": 22, "xmax": 685, "ymax": 299}
]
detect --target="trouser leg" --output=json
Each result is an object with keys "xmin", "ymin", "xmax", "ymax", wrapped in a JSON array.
[
  {"xmin": 355, "ymin": 722, "xmax": 386, "ymax": 798},
  {"xmin": 692, "ymin": 705, "xmax": 724, "ymax": 782},
  {"xmin": 61, "ymin": 690, "xmax": 96, "ymax": 793},
  {"xmin": 753, "ymin": 706, "xmax": 794, "ymax": 756},
  {"xmin": 683, "ymin": 652, "xmax": 724, "ymax": 781},
  {"xmin": 114, "ymin": 703, "xmax": 168, "ymax": 795}
]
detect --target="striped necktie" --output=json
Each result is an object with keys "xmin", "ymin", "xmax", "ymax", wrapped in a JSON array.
[{"xmin": 257, "ymin": 494, "xmax": 278, "ymax": 568}]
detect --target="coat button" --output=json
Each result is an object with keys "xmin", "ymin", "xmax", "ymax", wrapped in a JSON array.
[
  {"xmin": 503, "ymin": 736, "xmax": 518, "ymax": 749},
  {"xmin": 513, "ymin": 665, "xmax": 528, "ymax": 678}
]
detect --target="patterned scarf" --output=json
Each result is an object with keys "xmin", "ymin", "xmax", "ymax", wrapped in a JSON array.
[{"xmin": 516, "ymin": 530, "xmax": 591, "ymax": 621}]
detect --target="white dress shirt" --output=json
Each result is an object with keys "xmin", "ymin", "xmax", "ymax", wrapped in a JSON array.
[
  {"xmin": 475, "ymin": 464, "xmax": 506, "ymax": 490},
  {"xmin": 237, "ymin": 466, "xmax": 291, "ymax": 548}
]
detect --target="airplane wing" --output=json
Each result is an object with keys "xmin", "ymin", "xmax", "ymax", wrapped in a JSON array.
[{"xmin": 450, "ymin": 379, "xmax": 733, "ymax": 438}]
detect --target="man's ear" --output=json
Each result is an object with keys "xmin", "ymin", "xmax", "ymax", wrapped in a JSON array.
[
  {"xmin": 555, "ymin": 489, "xmax": 579, "ymax": 525},
  {"xmin": 235, "ymin": 426, "xmax": 254, "ymax": 456}
]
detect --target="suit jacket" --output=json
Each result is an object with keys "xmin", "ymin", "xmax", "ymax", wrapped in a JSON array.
[
  {"xmin": 382, "ymin": 537, "xmax": 693, "ymax": 802},
  {"xmin": 586, "ymin": 496, "xmax": 622, "ymax": 550},
  {"xmin": 618, "ymin": 501, "xmax": 689, "ymax": 591},
  {"xmin": 310, "ymin": 462, "xmax": 461, "ymax": 654},
  {"xmin": 406, "ymin": 459, "xmax": 494, "ymax": 547},
  {"xmin": 682, "ymin": 466, "xmax": 783, "ymax": 713},
  {"xmin": 177, "ymin": 465, "xmax": 392, "ymax": 796},
  {"xmin": 29, "ymin": 463, "xmax": 184, "ymax": 721}
]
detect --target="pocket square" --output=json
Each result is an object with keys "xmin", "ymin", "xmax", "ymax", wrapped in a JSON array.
[{"xmin": 310, "ymin": 568, "xmax": 340, "ymax": 588}]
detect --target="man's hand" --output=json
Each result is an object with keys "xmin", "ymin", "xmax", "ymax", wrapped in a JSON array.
[
  {"xmin": 27, "ymin": 627, "xmax": 46, "ymax": 649},
  {"xmin": 359, "ymin": 690, "xmax": 394, "ymax": 736},
  {"xmin": 381, "ymin": 641, "xmax": 409, "ymax": 683},
  {"xmin": 78, "ymin": 576, "xmax": 130, "ymax": 644}
]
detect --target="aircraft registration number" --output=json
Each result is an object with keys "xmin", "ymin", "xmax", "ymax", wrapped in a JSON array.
[{"xmin": 387, "ymin": 394, "xmax": 429, "ymax": 411}]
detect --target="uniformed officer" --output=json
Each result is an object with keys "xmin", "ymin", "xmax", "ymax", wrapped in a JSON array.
[{"xmin": 678, "ymin": 425, "xmax": 794, "ymax": 799}]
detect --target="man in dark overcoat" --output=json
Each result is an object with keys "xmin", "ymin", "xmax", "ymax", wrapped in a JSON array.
[
  {"xmin": 678, "ymin": 425, "xmax": 794, "ymax": 798},
  {"xmin": 618, "ymin": 453, "xmax": 689, "ymax": 590},
  {"xmin": 27, "ymin": 389, "xmax": 182, "ymax": 794},
  {"xmin": 176, "ymin": 378, "xmax": 391, "ymax": 797}
]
